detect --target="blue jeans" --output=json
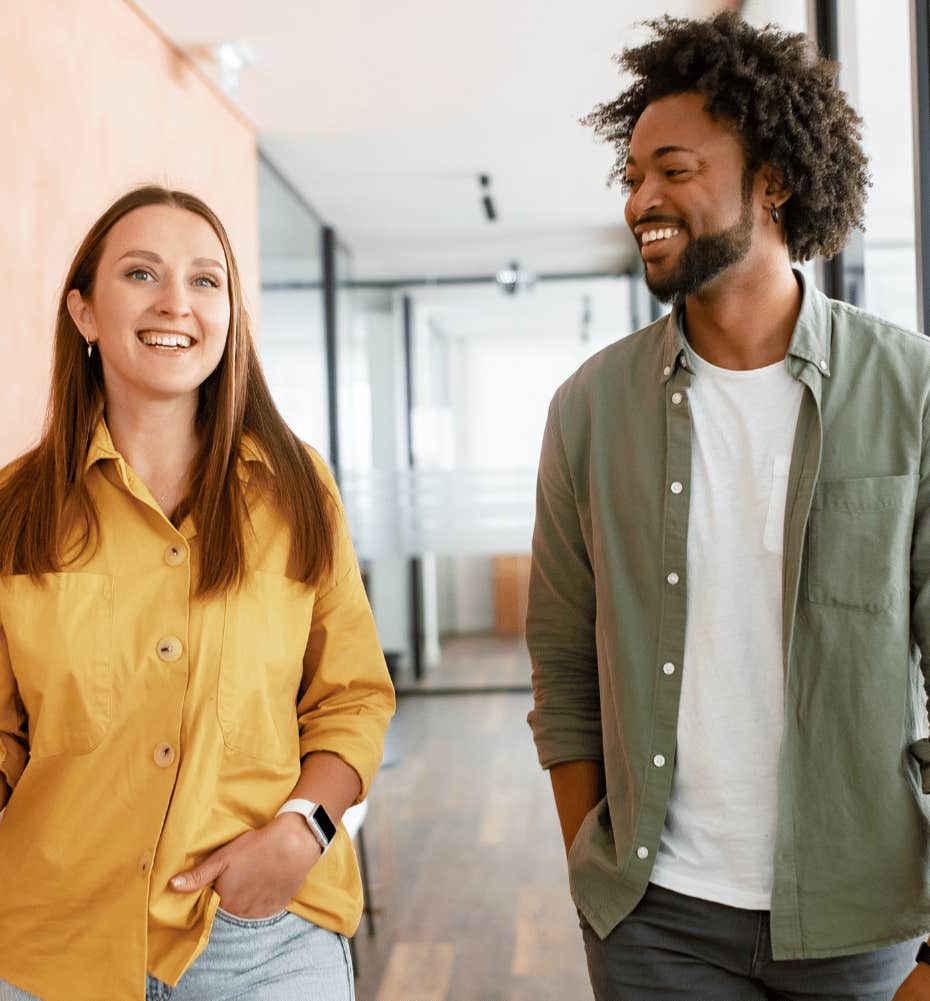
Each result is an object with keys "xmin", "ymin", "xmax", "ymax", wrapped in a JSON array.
[
  {"xmin": 581, "ymin": 882, "xmax": 921, "ymax": 1001},
  {"xmin": 0, "ymin": 908, "xmax": 354, "ymax": 1001}
]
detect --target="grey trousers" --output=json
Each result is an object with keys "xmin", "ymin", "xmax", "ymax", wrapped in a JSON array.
[{"xmin": 581, "ymin": 883, "xmax": 922, "ymax": 1001}]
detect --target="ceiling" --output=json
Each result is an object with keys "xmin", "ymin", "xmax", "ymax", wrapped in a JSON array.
[
  {"xmin": 135, "ymin": 1, "xmax": 811, "ymax": 281},
  {"xmin": 133, "ymin": 0, "xmax": 735, "ymax": 281}
]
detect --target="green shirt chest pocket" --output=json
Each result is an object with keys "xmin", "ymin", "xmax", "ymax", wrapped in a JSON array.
[
  {"xmin": 805, "ymin": 474, "xmax": 917, "ymax": 613},
  {"xmin": 2, "ymin": 573, "xmax": 114, "ymax": 756}
]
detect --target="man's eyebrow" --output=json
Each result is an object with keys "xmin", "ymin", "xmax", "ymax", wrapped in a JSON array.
[
  {"xmin": 654, "ymin": 145, "xmax": 700, "ymax": 158},
  {"xmin": 117, "ymin": 249, "xmax": 226, "ymax": 272},
  {"xmin": 625, "ymin": 145, "xmax": 701, "ymax": 169}
]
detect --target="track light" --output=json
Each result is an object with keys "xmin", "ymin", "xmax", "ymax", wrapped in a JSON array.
[
  {"xmin": 495, "ymin": 261, "xmax": 536, "ymax": 295},
  {"xmin": 479, "ymin": 174, "xmax": 498, "ymax": 222},
  {"xmin": 214, "ymin": 42, "xmax": 256, "ymax": 99}
]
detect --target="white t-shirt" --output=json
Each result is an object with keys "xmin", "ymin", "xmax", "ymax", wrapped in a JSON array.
[{"xmin": 650, "ymin": 342, "xmax": 803, "ymax": 910}]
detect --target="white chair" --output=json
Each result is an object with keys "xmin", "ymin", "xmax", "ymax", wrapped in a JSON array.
[{"xmin": 342, "ymin": 800, "xmax": 376, "ymax": 978}]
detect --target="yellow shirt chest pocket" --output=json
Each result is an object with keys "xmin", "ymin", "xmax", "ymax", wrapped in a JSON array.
[
  {"xmin": 2, "ymin": 572, "xmax": 114, "ymax": 757},
  {"xmin": 217, "ymin": 571, "xmax": 314, "ymax": 764}
]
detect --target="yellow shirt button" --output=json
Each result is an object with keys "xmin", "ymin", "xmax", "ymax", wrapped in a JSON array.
[
  {"xmin": 156, "ymin": 637, "xmax": 183, "ymax": 662},
  {"xmin": 153, "ymin": 743, "xmax": 176, "ymax": 768},
  {"xmin": 165, "ymin": 543, "xmax": 187, "ymax": 567}
]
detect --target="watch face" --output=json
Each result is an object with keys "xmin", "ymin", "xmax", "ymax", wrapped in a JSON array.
[{"xmin": 313, "ymin": 805, "xmax": 337, "ymax": 843}]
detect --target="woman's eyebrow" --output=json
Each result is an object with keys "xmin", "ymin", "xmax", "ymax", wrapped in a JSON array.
[
  {"xmin": 192, "ymin": 257, "xmax": 226, "ymax": 272},
  {"xmin": 117, "ymin": 249, "xmax": 226, "ymax": 272}
]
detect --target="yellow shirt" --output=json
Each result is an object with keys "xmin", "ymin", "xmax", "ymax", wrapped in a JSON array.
[{"xmin": 0, "ymin": 420, "xmax": 395, "ymax": 1001}]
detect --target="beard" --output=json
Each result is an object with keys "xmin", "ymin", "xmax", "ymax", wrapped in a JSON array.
[{"xmin": 644, "ymin": 178, "xmax": 755, "ymax": 304}]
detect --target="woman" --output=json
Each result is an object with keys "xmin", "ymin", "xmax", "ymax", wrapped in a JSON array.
[{"xmin": 0, "ymin": 187, "xmax": 394, "ymax": 1001}]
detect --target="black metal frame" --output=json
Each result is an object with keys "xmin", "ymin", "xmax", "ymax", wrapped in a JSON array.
[
  {"xmin": 261, "ymin": 268, "xmax": 625, "ymax": 293},
  {"xmin": 812, "ymin": 0, "xmax": 847, "ymax": 302},
  {"xmin": 402, "ymin": 295, "xmax": 425, "ymax": 681},
  {"xmin": 913, "ymin": 0, "xmax": 930, "ymax": 335},
  {"xmin": 321, "ymin": 226, "xmax": 340, "ymax": 483}
]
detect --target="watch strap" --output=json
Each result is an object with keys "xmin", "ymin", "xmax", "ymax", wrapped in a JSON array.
[{"xmin": 276, "ymin": 798, "xmax": 336, "ymax": 852}]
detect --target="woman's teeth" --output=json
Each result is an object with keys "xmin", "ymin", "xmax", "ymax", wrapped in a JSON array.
[{"xmin": 138, "ymin": 332, "xmax": 192, "ymax": 349}]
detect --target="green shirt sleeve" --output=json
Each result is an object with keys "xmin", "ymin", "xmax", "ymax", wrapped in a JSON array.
[{"xmin": 526, "ymin": 390, "xmax": 603, "ymax": 770}]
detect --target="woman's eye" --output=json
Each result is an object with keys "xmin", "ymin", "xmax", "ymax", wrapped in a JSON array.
[
  {"xmin": 666, "ymin": 169, "xmax": 689, "ymax": 178},
  {"xmin": 192, "ymin": 275, "xmax": 220, "ymax": 288},
  {"xmin": 127, "ymin": 268, "xmax": 155, "ymax": 282}
]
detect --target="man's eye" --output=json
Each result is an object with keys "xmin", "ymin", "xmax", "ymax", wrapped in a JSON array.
[
  {"xmin": 666, "ymin": 169, "xmax": 689, "ymax": 178},
  {"xmin": 623, "ymin": 177, "xmax": 641, "ymax": 190}
]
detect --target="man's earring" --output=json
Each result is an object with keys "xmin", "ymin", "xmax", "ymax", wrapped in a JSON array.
[{"xmin": 770, "ymin": 205, "xmax": 780, "ymax": 224}]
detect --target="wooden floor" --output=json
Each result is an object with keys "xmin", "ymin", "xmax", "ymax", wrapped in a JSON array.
[
  {"xmin": 352, "ymin": 676, "xmax": 591, "ymax": 1000},
  {"xmin": 393, "ymin": 633, "xmax": 533, "ymax": 691}
]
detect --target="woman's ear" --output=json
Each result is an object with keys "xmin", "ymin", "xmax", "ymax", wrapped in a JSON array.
[{"xmin": 66, "ymin": 289, "xmax": 95, "ymax": 343}]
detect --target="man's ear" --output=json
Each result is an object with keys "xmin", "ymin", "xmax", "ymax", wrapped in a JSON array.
[
  {"xmin": 761, "ymin": 164, "xmax": 792, "ymax": 209},
  {"xmin": 66, "ymin": 289, "xmax": 95, "ymax": 343}
]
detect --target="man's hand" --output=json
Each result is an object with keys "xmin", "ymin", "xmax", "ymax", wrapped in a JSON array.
[
  {"xmin": 893, "ymin": 961, "xmax": 930, "ymax": 1000},
  {"xmin": 170, "ymin": 814, "xmax": 322, "ymax": 918},
  {"xmin": 549, "ymin": 760, "xmax": 606, "ymax": 857}
]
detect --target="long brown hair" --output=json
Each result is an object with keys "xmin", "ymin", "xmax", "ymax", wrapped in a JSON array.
[{"xmin": 0, "ymin": 186, "xmax": 336, "ymax": 594}]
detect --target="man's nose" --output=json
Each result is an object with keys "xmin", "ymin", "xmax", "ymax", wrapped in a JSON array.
[{"xmin": 628, "ymin": 175, "xmax": 663, "ymax": 220}]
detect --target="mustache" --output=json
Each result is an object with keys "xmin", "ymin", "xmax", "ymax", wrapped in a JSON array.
[{"xmin": 635, "ymin": 215, "xmax": 686, "ymax": 228}]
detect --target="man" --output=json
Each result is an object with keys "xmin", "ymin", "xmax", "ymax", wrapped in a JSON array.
[{"xmin": 526, "ymin": 12, "xmax": 930, "ymax": 1001}]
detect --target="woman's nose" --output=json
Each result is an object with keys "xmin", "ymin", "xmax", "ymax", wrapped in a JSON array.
[{"xmin": 155, "ymin": 276, "xmax": 192, "ymax": 317}]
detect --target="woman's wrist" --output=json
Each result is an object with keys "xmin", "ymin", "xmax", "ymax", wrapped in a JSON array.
[{"xmin": 270, "ymin": 811, "xmax": 322, "ymax": 868}]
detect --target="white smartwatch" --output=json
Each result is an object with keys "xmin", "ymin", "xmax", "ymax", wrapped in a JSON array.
[{"xmin": 275, "ymin": 799, "xmax": 337, "ymax": 853}]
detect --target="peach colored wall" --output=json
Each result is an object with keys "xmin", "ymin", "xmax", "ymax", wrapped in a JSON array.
[{"xmin": 0, "ymin": 0, "xmax": 259, "ymax": 465}]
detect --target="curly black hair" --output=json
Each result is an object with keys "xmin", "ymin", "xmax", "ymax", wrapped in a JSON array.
[{"xmin": 583, "ymin": 12, "xmax": 870, "ymax": 261}]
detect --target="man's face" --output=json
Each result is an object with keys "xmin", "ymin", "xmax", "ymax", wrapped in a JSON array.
[{"xmin": 623, "ymin": 92, "xmax": 757, "ymax": 303}]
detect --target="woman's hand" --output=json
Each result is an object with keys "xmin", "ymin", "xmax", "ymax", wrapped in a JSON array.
[{"xmin": 170, "ymin": 814, "xmax": 322, "ymax": 918}]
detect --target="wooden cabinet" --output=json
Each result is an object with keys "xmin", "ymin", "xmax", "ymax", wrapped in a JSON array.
[{"xmin": 493, "ymin": 554, "xmax": 532, "ymax": 636}]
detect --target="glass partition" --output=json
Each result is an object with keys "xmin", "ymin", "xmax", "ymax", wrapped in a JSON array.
[{"xmin": 256, "ymin": 156, "xmax": 331, "ymax": 463}]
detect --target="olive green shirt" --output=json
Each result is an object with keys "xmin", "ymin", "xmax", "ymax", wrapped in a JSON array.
[{"xmin": 526, "ymin": 271, "xmax": 930, "ymax": 959}]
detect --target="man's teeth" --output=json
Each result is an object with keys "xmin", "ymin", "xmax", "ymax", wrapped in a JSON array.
[
  {"xmin": 641, "ymin": 228, "xmax": 681, "ymax": 245},
  {"xmin": 139, "ymin": 333, "xmax": 192, "ymax": 348}
]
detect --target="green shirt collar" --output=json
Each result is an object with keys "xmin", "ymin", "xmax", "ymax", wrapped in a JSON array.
[{"xmin": 660, "ymin": 268, "xmax": 833, "ymax": 384}]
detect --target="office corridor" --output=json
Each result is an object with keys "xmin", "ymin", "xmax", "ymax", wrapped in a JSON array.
[{"xmin": 352, "ymin": 667, "xmax": 591, "ymax": 1000}]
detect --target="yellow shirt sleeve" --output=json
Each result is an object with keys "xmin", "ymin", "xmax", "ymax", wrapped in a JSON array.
[
  {"xmin": 0, "ymin": 619, "xmax": 28, "ymax": 809},
  {"xmin": 295, "ymin": 452, "xmax": 395, "ymax": 802}
]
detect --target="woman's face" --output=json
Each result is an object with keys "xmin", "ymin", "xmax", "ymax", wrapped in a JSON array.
[{"xmin": 68, "ymin": 204, "xmax": 231, "ymax": 409}]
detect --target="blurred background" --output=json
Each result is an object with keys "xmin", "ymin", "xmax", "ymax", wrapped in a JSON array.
[{"xmin": 1, "ymin": 0, "xmax": 925, "ymax": 997}]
